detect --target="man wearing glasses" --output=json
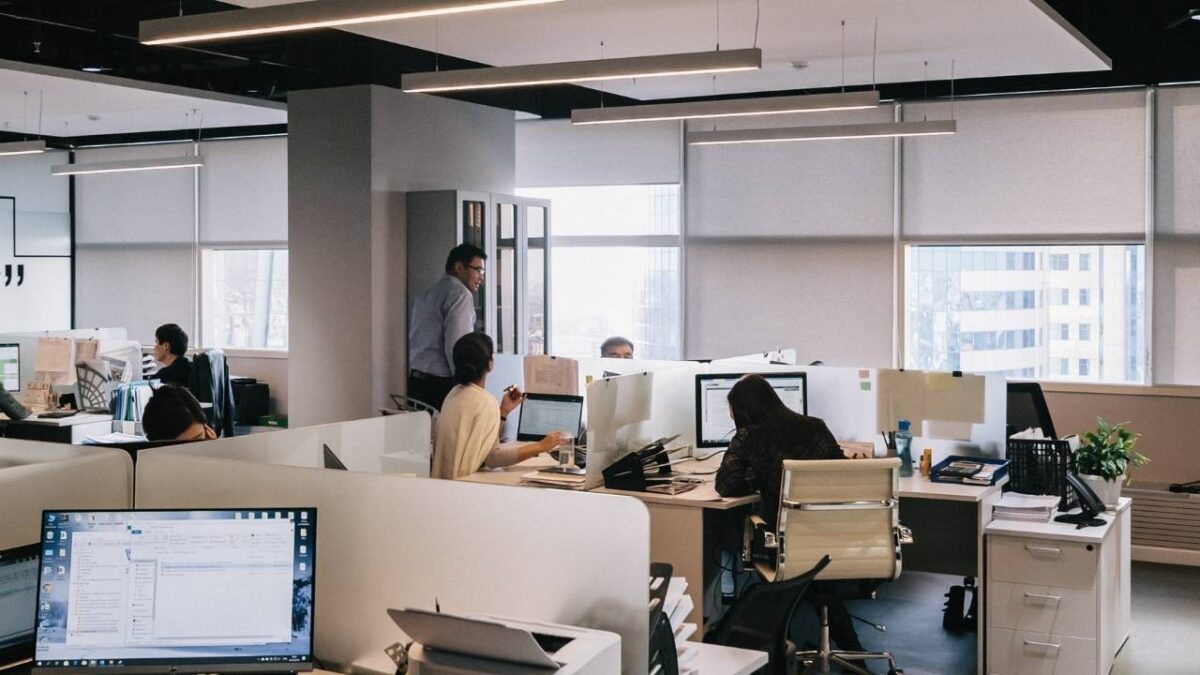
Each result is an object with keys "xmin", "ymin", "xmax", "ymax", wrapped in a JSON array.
[{"xmin": 408, "ymin": 244, "xmax": 488, "ymax": 410}]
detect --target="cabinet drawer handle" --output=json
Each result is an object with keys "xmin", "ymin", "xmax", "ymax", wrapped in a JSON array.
[
  {"xmin": 1024, "ymin": 592, "xmax": 1062, "ymax": 602},
  {"xmin": 1024, "ymin": 640, "xmax": 1061, "ymax": 651},
  {"xmin": 1024, "ymin": 544, "xmax": 1062, "ymax": 555}
]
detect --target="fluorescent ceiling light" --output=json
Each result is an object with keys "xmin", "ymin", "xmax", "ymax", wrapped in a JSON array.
[
  {"xmin": 140, "ymin": 0, "xmax": 564, "ymax": 45},
  {"xmin": 0, "ymin": 140, "xmax": 47, "ymax": 156},
  {"xmin": 572, "ymin": 91, "xmax": 880, "ymax": 125},
  {"xmin": 687, "ymin": 120, "xmax": 957, "ymax": 145},
  {"xmin": 50, "ymin": 156, "xmax": 205, "ymax": 176},
  {"xmin": 402, "ymin": 48, "xmax": 762, "ymax": 93}
]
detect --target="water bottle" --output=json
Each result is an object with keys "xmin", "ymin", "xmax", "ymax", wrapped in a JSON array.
[{"xmin": 896, "ymin": 419, "xmax": 914, "ymax": 477}]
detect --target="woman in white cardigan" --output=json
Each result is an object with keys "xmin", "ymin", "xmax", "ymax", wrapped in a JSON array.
[{"xmin": 431, "ymin": 333, "xmax": 565, "ymax": 479}]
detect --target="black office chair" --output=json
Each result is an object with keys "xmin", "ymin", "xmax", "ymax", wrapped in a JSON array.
[
  {"xmin": 704, "ymin": 555, "xmax": 831, "ymax": 675},
  {"xmin": 649, "ymin": 562, "xmax": 678, "ymax": 675},
  {"xmin": 190, "ymin": 349, "xmax": 236, "ymax": 437}
]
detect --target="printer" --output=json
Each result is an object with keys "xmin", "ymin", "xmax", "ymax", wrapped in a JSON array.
[{"xmin": 388, "ymin": 608, "xmax": 621, "ymax": 675}]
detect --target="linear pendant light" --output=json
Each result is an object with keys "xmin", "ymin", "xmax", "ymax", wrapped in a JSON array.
[
  {"xmin": 140, "ymin": 0, "xmax": 564, "ymax": 45},
  {"xmin": 572, "ymin": 90, "xmax": 880, "ymax": 126},
  {"xmin": 50, "ymin": 155, "xmax": 205, "ymax": 176},
  {"xmin": 687, "ymin": 119, "xmax": 957, "ymax": 145},
  {"xmin": 402, "ymin": 48, "xmax": 762, "ymax": 93},
  {"xmin": 0, "ymin": 140, "xmax": 47, "ymax": 156}
]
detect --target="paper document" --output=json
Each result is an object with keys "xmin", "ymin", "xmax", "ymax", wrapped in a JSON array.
[
  {"xmin": 674, "ymin": 623, "xmax": 696, "ymax": 646},
  {"xmin": 83, "ymin": 432, "xmax": 146, "ymax": 445},
  {"xmin": 523, "ymin": 355, "xmax": 579, "ymax": 395},
  {"xmin": 75, "ymin": 338, "xmax": 98, "ymax": 364},
  {"xmin": 663, "ymin": 578, "xmax": 688, "ymax": 618},
  {"xmin": 668, "ymin": 594, "xmax": 694, "ymax": 628}
]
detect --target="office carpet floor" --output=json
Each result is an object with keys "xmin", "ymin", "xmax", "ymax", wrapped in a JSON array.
[{"xmin": 783, "ymin": 562, "xmax": 1200, "ymax": 674}]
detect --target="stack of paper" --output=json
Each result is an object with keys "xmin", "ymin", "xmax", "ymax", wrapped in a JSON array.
[
  {"xmin": 963, "ymin": 463, "xmax": 1004, "ymax": 485},
  {"xmin": 519, "ymin": 470, "xmax": 585, "ymax": 490},
  {"xmin": 993, "ymin": 492, "xmax": 1062, "ymax": 522},
  {"xmin": 662, "ymin": 577, "xmax": 696, "ymax": 664},
  {"xmin": 83, "ymin": 432, "xmax": 146, "ymax": 445}
]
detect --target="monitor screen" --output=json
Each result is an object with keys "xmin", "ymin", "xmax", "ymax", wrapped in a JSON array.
[
  {"xmin": 517, "ymin": 394, "xmax": 584, "ymax": 442},
  {"xmin": 1, "ymin": 543, "xmax": 40, "ymax": 666},
  {"xmin": 1006, "ymin": 382, "xmax": 1057, "ymax": 439},
  {"xmin": 33, "ymin": 509, "xmax": 316, "ymax": 674},
  {"xmin": 695, "ymin": 372, "xmax": 808, "ymax": 448},
  {"xmin": 1, "ymin": 343, "xmax": 19, "ymax": 393}
]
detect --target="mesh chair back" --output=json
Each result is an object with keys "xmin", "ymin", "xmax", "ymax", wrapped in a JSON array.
[{"xmin": 778, "ymin": 458, "xmax": 901, "ymax": 582}]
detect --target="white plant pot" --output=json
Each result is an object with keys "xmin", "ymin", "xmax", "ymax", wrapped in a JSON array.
[{"xmin": 1080, "ymin": 473, "xmax": 1123, "ymax": 511}]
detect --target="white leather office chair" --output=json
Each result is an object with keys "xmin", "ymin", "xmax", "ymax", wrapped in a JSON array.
[{"xmin": 750, "ymin": 457, "xmax": 908, "ymax": 675}]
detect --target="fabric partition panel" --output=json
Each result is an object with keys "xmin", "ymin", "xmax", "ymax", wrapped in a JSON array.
[
  {"xmin": 1154, "ymin": 86, "xmax": 1200, "ymax": 384},
  {"xmin": 516, "ymin": 118, "xmax": 680, "ymax": 187},
  {"xmin": 902, "ymin": 90, "xmax": 1147, "ymax": 240},
  {"xmin": 686, "ymin": 106, "xmax": 896, "ymax": 238},
  {"xmin": 135, "ymin": 454, "xmax": 650, "ymax": 673},
  {"xmin": 685, "ymin": 239, "xmax": 894, "ymax": 367},
  {"xmin": 0, "ymin": 443, "xmax": 133, "ymax": 549},
  {"xmin": 200, "ymin": 137, "xmax": 288, "ymax": 245}
]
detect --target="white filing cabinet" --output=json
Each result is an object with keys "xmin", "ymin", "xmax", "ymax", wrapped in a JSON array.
[{"xmin": 984, "ymin": 499, "xmax": 1130, "ymax": 675}]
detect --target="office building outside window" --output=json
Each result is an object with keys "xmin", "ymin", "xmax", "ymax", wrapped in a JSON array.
[
  {"xmin": 201, "ymin": 249, "xmax": 289, "ymax": 350},
  {"xmin": 905, "ymin": 244, "xmax": 1145, "ymax": 383},
  {"xmin": 516, "ymin": 185, "xmax": 682, "ymax": 360}
]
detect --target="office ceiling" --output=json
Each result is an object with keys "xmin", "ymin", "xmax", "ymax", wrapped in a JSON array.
[{"xmin": 1, "ymin": 1, "xmax": 1199, "ymax": 138}]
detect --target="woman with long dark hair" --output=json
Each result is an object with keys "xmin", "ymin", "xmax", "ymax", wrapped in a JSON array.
[{"xmin": 431, "ymin": 333, "xmax": 564, "ymax": 479}]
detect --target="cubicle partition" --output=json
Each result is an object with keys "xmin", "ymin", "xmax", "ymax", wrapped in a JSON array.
[
  {"xmin": 134, "ymin": 451, "xmax": 651, "ymax": 674},
  {"xmin": 0, "ymin": 328, "xmax": 130, "ymax": 393},
  {"xmin": 0, "ymin": 441, "xmax": 133, "ymax": 548}
]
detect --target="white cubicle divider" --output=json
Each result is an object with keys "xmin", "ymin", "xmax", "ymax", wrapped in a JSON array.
[
  {"xmin": 0, "ymin": 327, "xmax": 128, "ymax": 392},
  {"xmin": 0, "ymin": 440, "xmax": 133, "ymax": 549},
  {"xmin": 134, "ymin": 454, "xmax": 651, "ymax": 674},
  {"xmin": 144, "ymin": 413, "xmax": 432, "ymax": 476}
]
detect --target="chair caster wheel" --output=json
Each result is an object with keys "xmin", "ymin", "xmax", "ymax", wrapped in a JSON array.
[{"xmin": 888, "ymin": 669, "xmax": 904, "ymax": 675}]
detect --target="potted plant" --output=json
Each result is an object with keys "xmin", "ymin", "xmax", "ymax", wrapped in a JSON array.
[{"xmin": 1074, "ymin": 417, "xmax": 1148, "ymax": 509}]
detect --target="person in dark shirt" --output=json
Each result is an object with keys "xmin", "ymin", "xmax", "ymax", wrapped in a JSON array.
[
  {"xmin": 151, "ymin": 323, "xmax": 192, "ymax": 387},
  {"xmin": 713, "ymin": 374, "xmax": 864, "ymax": 652}
]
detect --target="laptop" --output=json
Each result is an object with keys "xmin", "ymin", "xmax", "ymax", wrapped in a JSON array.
[
  {"xmin": 516, "ymin": 393, "xmax": 584, "ymax": 442},
  {"xmin": 0, "ymin": 543, "xmax": 40, "ymax": 669},
  {"xmin": 33, "ymin": 508, "xmax": 317, "ymax": 674}
]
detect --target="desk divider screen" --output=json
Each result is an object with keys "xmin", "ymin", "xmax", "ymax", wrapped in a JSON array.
[
  {"xmin": 134, "ymin": 453, "xmax": 651, "ymax": 674},
  {"xmin": 0, "ymin": 442, "xmax": 133, "ymax": 550}
]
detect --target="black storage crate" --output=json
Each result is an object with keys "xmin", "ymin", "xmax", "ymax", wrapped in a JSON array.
[{"xmin": 1005, "ymin": 438, "xmax": 1078, "ymax": 511}]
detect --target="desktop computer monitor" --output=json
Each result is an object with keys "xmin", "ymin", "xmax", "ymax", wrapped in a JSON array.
[
  {"xmin": 1006, "ymin": 381, "xmax": 1057, "ymax": 439},
  {"xmin": 0, "ymin": 543, "xmax": 40, "ymax": 668},
  {"xmin": 517, "ymin": 393, "xmax": 585, "ymax": 442},
  {"xmin": 695, "ymin": 372, "xmax": 808, "ymax": 448},
  {"xmin": 1, "ymin": 343, "xmax": 19, "ymax": 392},
  {"xmin": 33, "ymin": 508, "xmax": 317, "ymax": 674}
]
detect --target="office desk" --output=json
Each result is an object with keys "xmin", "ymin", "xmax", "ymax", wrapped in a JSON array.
[
  {"xmin": 897, "ymin": 475, "xmax": 1004, "ymax": 674},
  {"xmin": 463, "ymin": 455, "xmax": 759, "ymax": 637},
  {"xmin": 0, "ymin": 413, "xmax": 114, "ymax": 444}
]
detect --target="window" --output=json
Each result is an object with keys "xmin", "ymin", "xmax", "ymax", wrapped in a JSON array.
[
  {"xmin": 201, "ymin": 249, "xmax": 289, "ymax": 349},
  {"xmin": 1050, "ymin": 254, "xmax": 1069, "ymax": 271},
  {"xmin": 905, "ymin": 244, "xmax": 1145, "ymax": 383},
  {"xmin": 516, "ymin": 185, "xmax": 681, "ymax": 359},
  {"xmin": 1079, "ymin": 358, "xmax": 1091, "ymax": 377},
  {"xmin": 1079, "ymin": 254, "xmax": 1091, "ymax": 271}
]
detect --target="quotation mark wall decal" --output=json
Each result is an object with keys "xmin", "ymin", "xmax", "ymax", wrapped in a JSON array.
[{"xmin": 3, "ymin": 264, "xmax": 24, "ymax": 287}]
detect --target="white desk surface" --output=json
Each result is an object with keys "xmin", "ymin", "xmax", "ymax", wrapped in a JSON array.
[
  {"xmin": 898, "ymin": 474, "xmax": 1006, "ymax": 502},
  {"xmin": 462, "ymin": 454, "xmax": 760, "ymax": 510},
  {"xmin": 688, "ymin": 641, "xmax": 769, "ymax": 674},
  {"xmin": 986, "ymin": 497, "xmax": 1131, "ymax": 544},
  {"xmin": 0, "ymin": 413, "xmax": 113, "ymax": 427}
]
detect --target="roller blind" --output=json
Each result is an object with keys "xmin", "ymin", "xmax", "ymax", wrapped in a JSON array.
[
  {"xmin": 200, "ymin": 137, "xmax": 288, "ymax": 245},
  {"xmin": 1154, "ymin": 86, "xmax": 1200, "ymax": 385},
  {"xmin": 516, "ymin": 119, "xmax": 681, "ymax": 187},
  {"xmin": 686, "ymin": 107, "xmax": 896, "ymax": 238},
  {"xmin": 75, "ymin": 246, "xmax": 194, "ymax": 345},
  {"xmin": 74, "ymin": 145, "xmax": 196, "ymax": 245},
  {"xmin": 903, "ymin": 90, "xmax": 1147, "ymax": 239}
]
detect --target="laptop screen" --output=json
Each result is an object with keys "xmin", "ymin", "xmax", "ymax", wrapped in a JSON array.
[
  {"xmin": 516, "ymin": 394, "xmax": 584, "ymax": 442},
  {"xmin": 1, "ymin": 543, "xmax": 40, "ymax": 666},
  {"xmin": 33, "ymin": 509, "xmax": 316, "ymax": 674}
]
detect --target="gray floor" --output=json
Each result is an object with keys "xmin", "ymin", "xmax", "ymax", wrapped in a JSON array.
[{"xmin": 785, "ymin": 562, "xmax": 1200, "ymax": 674}]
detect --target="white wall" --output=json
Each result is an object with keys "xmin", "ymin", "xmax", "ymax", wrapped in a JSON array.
[
  {"xmin": 288, "ymin": 87, "xmax": 516, "ymax": 426},
  {"xmin": 0, "ymin": 150, "xmax": 72, "ymax": 332}
]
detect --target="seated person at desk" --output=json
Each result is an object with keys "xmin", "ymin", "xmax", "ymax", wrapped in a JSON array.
[
  {"xmin": 432, "ymin": 333, "xmax": 565, "ymax": 479},
  {"xmin": 150, "ymin": 323, "xmax": 192, "ymax": 387},
  {"xmin": 600, "ymin": 336, "xmax": 634, "ymax": 359},
  {"xmin": 713, "ymin": 374, "xmax": 864, "ymax": 651},
  {"xmin": 142, "ymin": 385, "xmax": 216, "ymax": 442}
]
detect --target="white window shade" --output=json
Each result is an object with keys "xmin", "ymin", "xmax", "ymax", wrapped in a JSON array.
[
  {"xmin": 902, "ymin": 90, "xmax": 1147, "ymax": 240},
  {"xmin": 200, "ymin": 137, "xmax": 288, "ymax": 245},
  {"xmin": 516, "ymin": 119, "xmax": 680, "ymax": 187},
  {"xmin": 75, "ymin": 246, "xmax": 194, "ymax": 345},
  {"xmin": 1154, "ymin": 86, "xmax": 1200, "ymax": 385},
  {"xmin": 74, "ymin": 145, "xmax": 197, "ymax": 244},
  {"xmin": 686, "ymin": 107, "xmax": 896, "ymax": 238}
]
